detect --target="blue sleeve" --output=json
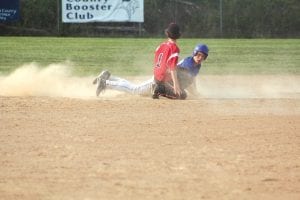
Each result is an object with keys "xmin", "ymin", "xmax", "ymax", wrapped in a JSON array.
[
  {"xmin": 177, "ymin": 57, "xmax": 200, "ymax": 77},
  {"xmin": 177, "ymin": 57, "xmax": 190, "ymax": 69},
  {"xmin": 177, "ymin": 59, "xmax": 185, "ymax": 67}
]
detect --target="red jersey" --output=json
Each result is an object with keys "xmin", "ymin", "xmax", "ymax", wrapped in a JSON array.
[{"xmin": 153, "ymin": 40, "xmax": 180, "ymax": 82}]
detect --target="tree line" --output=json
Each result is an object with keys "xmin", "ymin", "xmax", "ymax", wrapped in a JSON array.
[{"xmin": 0, "ymin": 0, "xmax": 299, "ymax": 38}]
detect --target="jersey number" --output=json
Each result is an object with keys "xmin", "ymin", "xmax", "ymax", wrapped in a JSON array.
[{"xmin": 155, "ymin": 53, "xmax": 163, "ymax": 68}]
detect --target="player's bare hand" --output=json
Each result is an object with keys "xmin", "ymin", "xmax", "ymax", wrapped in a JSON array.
[{"xmin": 173, "ymin": 85, "xmax": 182, "ymax": 95}]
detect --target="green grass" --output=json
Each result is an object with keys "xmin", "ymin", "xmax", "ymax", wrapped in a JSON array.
[{"xmin": 0, "ymin": 37, "xmax": 299, "ymax": 76}]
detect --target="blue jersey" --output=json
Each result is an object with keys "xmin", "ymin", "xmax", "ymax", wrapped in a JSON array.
[{"xmin": 177, "ymin": 56, "xmax": 201, "ymax": 77}]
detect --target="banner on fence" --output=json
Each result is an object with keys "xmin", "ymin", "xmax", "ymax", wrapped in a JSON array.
[
  {"xmin": 0, "ymin": 0, "xmax": 19, "ymax": 22},
  {"xmin": 62, "ymin": 0, "xmax": 144, "ymax": 23}
]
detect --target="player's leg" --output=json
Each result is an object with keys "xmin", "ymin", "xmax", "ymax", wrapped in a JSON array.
[
  {"xmin": 106, "ymin": 77, "xmax": 153, "ymax": 95},
  {"xmin": 93, "ymin": 70, "xmax": 154, "ymax": 96},
  {"xmin": 152, "ymin": 81, "xmax": 187, "ymax": 100}
]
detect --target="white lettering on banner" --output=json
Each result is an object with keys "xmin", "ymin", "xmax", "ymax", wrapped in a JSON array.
[
  {"xmin": 0, "ymin": 9, "xmax": 18, "ymax": 21},
  {"xmin": 66, "ymin": 4, "xmax": 112, "ymax": 11},
  {"xmin": 67, "ymin": 12, "xmax": 94, "ymax": 20},
  {"xmin": 66, "ymin": 0, "xmax": 109, "ymax": 2},
  {"xmin": 62, "ymin": 0, "xmax": 144, "ymax": 23}
]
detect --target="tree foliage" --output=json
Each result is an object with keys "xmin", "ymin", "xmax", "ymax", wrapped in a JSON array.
[{"xmin": 0, "ymin": 0, "xmax": 299, "ymax": 37}]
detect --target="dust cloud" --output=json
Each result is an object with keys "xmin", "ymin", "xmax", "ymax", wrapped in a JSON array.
[
  {"xmin": 0, "ymin": 63, "xmax": 105, "ymax": 99},
  {"xmin": 0, "ymin": 63, "xmax": 299, "ymax": 99},
  {"xmin": 197, "ymin": 75, "xmax": 300, "ymax": 99}
]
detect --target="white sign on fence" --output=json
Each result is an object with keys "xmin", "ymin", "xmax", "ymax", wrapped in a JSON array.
[{"xmin": 62, "ymin": 0, "xmax": 144, "ymax": 23}]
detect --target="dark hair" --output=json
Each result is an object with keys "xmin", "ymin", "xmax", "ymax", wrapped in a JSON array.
[{"xmin": 165, "ymin": 23, "xmax": 181, "ymax": 40}]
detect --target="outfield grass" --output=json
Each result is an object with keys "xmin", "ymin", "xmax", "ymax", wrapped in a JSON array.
[{"xmin": 0, "ymin": 37, "xmax": 299, "ymax": 76}]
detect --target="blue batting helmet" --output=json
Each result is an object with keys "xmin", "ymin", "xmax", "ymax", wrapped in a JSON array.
[{"xmin": 193, "ymin": 44, "xmax": 209, "ymax": 57}]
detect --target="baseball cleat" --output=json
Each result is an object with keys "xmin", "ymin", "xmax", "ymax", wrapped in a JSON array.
[
  {"xmin": 96, "ymin": 78, "xmax": 106, "ymax": 96},
  {"xmin": 95, "ymin": 70, "xmax": 111, "ymax": 96},
  {"xmin": 93, "ymin": 70, "xmax": 111, "ymax": 84},
  {"xmin": 99, "ymin": 70, "xmax": 111, "ymax": 81}
]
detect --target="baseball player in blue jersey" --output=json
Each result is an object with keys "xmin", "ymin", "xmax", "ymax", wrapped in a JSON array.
[
  {"xmin": 93, "ymin": 43, "xmax": 209, "ymax": 99},
  {"xmin": 175, "ymin": 43, "xmax": 209, "ymax": 98}
]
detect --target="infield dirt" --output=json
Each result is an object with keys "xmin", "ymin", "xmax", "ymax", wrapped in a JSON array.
[{"xmin": 0, "ymin": 65, "xmax": 299, "ymax": 199}]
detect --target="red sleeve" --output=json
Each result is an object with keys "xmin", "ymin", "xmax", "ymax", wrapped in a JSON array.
[{"xmin": 167, "ymin": 45, "xmax": 179, "ymax": 70}]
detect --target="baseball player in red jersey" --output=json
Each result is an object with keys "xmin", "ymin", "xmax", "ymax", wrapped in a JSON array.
[{"xmin": 152, "ymin": 22, "xmax": 186, "ymax": 99}]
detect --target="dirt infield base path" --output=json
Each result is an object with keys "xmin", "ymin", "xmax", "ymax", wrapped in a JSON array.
[{"xmin": 0, "ymin": 96, "xmax": 299, "ymax": 200}]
